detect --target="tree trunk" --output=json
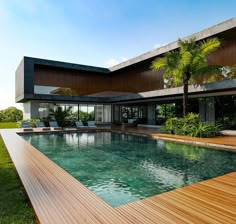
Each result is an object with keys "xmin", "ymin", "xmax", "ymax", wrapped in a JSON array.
[{"xmin": 183, "ymin": 72, "xmax": 191, "ymax": 117}]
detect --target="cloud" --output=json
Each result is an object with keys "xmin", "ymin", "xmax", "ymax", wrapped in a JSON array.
[
  {"xmin": 153, "ymin": 43, "xmax": 167, "ymax": 49},
  {"xmin": 106, "ymin": 58, "xmax": 119, "ymax": 67},
  {"xmin": 121, "ymin": 57, "xmax": 128, "ymax": 62},
  {"xmin": 105, "ymin": 57, "xmax": 128, "ymax": 67}
]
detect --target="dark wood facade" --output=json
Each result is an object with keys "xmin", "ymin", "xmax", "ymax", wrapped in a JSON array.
[
  {"xmin": 34, "ymin": 65, "xmax": 111, "ymax": 96},
  {"xmin": 33, "ymin": 35, "xmax": 236, "ymax": 97},
  {"xmin": 16, "ymin": 19, "xmax": 236, "ymax": 103},
  {"xmin": 208, "ymin": 38, "xmax": 236, "ymax": 66},
  {"xmin": 34, "ymin": 61, "xmax": 164, "ymax": 96}
]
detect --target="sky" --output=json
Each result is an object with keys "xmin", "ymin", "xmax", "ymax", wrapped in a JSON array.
[{"xmin": 0, "ymin": 0, "xmax": 236, "ymax": 110}]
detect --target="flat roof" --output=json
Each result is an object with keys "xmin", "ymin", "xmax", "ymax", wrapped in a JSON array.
[
  {"xmin": 109, "ymin": 17, "xmax": 236, "ymax": 71},
  {"xmin": 22, "ymin": 17, "xmax": 236, "ymax": 74}
]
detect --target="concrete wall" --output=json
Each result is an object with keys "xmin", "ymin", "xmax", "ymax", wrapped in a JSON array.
[{"xmin": 23, "ymin": 101, "xmax": 40, "ymax": 119}]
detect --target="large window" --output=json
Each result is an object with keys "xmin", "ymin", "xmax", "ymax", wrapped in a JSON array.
[
  {"xmin": 121, "ymin": 105, "xmax": 147, "ymax": 123},
  {"xmin": 156, "ymin": 103, "xmax": 176, "ymax": 125},
  {"xmin": 215, "ymin": 95, "xmax": 236, "ymax": 129},
  {"xmin": 79, "ymin": 104, "xmax": 95, "ymax": 121},
  {"xmin": 37, "ymin": 103, "xmax": 111, "ymax": 123},
  {"xmin": 79, "ymin": 104, "xmax": 111, "ymax": 122}
]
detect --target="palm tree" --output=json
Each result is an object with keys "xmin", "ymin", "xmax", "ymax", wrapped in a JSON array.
[{"xmin": 151, "ymin": 37, "xmax": 221, "ymax": 116}]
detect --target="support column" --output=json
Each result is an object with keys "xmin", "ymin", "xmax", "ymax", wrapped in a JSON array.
[
  {"xmin": 206, "ymin": 97, "xmax": 215, "ymax": 122},
  {"xmin": 113, "ymin": 105, "xmax": 120, "ymax": 123},
  {"xmin": 199, "ymin": 98, "xmax": 206, "ymax": 121},
  {"xmin": 147, "ymin": 104, "xmax": 156, "ymax": 125},
  {"xmin": 23, "ymin": 101, "xmax": 40, "ymax": 119}
]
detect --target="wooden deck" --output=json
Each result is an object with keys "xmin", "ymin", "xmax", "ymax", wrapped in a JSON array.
[
  {"xmin": 112, "ymin": 126, "xmax": 236, "ymax": 151},
  {"xmin": 1, "ymin": 128, "xmax": 236, "ymax": 223},
  {"xmin": 116, "ymin": 172, "xmax": 236, "ymax": 224}
]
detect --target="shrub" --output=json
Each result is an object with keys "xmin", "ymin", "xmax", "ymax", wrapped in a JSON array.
[
  {"xmin": 0, "ymin": 107, "xmax": 23, "ymax": 122},
  {"xmin": 162, "ymin": 113, "xmax": 222, "ymax": 138},
  {"xmin": 49, "ymin": 106, "xmax": 72, "ymax": 127}
]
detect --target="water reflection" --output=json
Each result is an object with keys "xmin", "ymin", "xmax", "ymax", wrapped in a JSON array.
[{"xmin": 21, "ymin": 132, "xmax": 236, "ymax": 207}]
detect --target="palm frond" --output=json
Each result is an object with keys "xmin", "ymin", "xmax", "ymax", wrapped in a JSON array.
[
  {"xmin": 200, "ymin": 38, "xmax": 221, "ymax": 56},
  {"xmin": 178, "ymin": 38, "xmax": 197, "ymax": 53},
  {"xmin": 151, "ymin": 37, "xmax": 222, "ymax": 89},
  {"xmin": 151, "ymin": 50, "xmax": 180, "ymax": 71},
  {"xmin": 192, "ymin": 54, "xmax": 206, "ymax": 67},
  {"xmin": 191, "ymin": 65, "xmax": 223, "ymax": 84},
  {"xmin": 165, "ymin": 51, "xmax": 180, "ymax": 68},
  {"xmin": 151, "ymin": 57, "xmax": 167, "ymax": 71},
  {"xmin": 181, "ymin": 51, "xmax": 192, "ymax": 66},
  {"xmin": 196, "ymin": 65, "xmax": 222, "ymax": 75}
]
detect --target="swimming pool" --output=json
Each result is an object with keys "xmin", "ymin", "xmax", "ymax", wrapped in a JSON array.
[{"xmin": 21, "ymin": 132, "xmax": 236, "ymax": 207}]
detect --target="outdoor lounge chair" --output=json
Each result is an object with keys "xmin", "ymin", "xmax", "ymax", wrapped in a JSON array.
[
  {"xmin": 87, "ymin": 121, "xmax": 97, "ymax": 128},
  {"xmin": 49, "ymin": 121, "xmax": 62, "ymax": 130},
  {"xmin": 36, "ymin": 122, "xmax": 50, "ymax": 131},
  {"xmin": 75, "ymin": 121, "xmax": 86, "ymax": 128},
  {"xmin": 21, "ymin": 121, "xmax": 33, "ymax": 131}
]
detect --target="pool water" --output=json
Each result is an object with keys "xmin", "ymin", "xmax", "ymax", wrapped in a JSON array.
[{"xmin": 21, "ymin": 132, "xmax": 236, "ymax": 207}]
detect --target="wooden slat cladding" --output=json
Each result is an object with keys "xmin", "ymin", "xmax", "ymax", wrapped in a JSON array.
[
  {"xmin": 208, "ymin": 39, "xmax": 236, "ymax": 65},
  {"xmin": 111, "ymin": 60, "xmax": 164, "ymax": 93},
  {"xmin": 33, "ymin": 37, "xmax": 236, "ymax": 96},
  {"xmin": 34, "ymin": 65, "xmax": 111, "ymax": 96},
  {"xmin": 34, "ymin": 61, "xmax": 164, "ymax": 96}
]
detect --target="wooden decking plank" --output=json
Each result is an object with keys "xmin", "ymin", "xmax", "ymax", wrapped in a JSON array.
[
  {"xmin": 117, "ymin": 205, "xmax": 164, "ymax": 224},
  {"xmin": 166, "ymin": 190, "xmax": 236, "ymax": 223},
  {"xmin": 1, "ymin": 129, "xmax": 236, "ymax": 224},
  {"xmin": 191, "ymin": 181, "xmax": 236, "ymax": 202},
  {"xmin": 131, "ymin": 199, "xmax": 189, "ymax": 224},
  {"xmin": 115, "ymin": 206, "xmax": 146, "ymax": 224},
  {"xmin": 22, "ymin": 143, "xmax": 106, "ymax": 223},
  {"xmin": 1, "ymin": 130, "xmax": 131, "ymax": 224},
  {"xmin": 23, "ymin": 144, "xmax": 128, "ymax": 224},
  {"xmin": 158, "ymin": 193, "xmax": 225, "ymax": 224},
  {"xmin": 3, "ymin": 135, "xmax": 64, "ymax": 223},
  {"xmin": 23, "ymin": 149, "xmax": 96, "ymax": 224},
  {"xmin": 178, "ymin": 184, "xmax": 236, "ymax": 212},
  {"xmin": 142, "ymin": 197, "xmax": 203, "ymax": 224},
  {"xmin": 23, "ymin": 137, "xmax": 132, "ymax": 224},
  {"xmin": 128, "ymin": 202, "xmax": 180, "ymax": 224},
  {"xmin": 201, "ymin": 179, "xmax": 236, "ymax": 193},
  {"xmin": 2, "ymin": 132, "xmax": 79, "ymax": 224}
]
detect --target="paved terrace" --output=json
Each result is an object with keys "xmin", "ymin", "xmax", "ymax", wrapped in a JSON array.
[{"xmin": 1, "ymin": 128, "xmax": 236, "ymax": 223}]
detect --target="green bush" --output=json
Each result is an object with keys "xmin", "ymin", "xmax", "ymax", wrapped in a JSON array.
[
  {"xmin": 0, "ymin": 107, "xmax": 23, "ymax": 122},
  {"xmin": 162, "ymin": 113, "xmax": 222, "ymax": 137}
]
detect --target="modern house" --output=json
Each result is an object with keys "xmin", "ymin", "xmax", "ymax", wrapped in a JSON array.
[{"xmin": 16, "ymin": 17, "xmax": 236, "ymax": 127}]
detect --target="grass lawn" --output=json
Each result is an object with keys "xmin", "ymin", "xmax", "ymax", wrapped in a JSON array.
[
  {"xmin": 0, "ymin": 122, "xmax": 19, "ymax": 129},
  {"xmin": 0, "ymin": 136, "xmax": 35, "ymax": 224}
]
